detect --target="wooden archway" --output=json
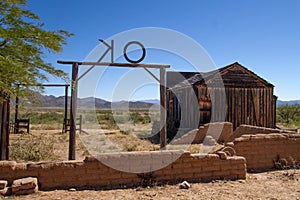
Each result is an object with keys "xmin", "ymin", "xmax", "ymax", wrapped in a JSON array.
[{"xmin": 58, "ymin": 61, "xmax": 170, "ymax": 160}]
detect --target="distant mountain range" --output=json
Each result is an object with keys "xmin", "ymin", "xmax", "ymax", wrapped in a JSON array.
[
  {"xmin": 138, "ymin": 99, "xmax": 160, "ymax": 105},
  {"xmin": 277, "ymin": 100, "xmax": 300, "ymax": 107},
  {"xmin": 24, "ymin": 92, "xmax": 159, "ymax": 109},
  {"xmin": 18, "ymin": 91, "xmax": 299, "ymax": 108}
]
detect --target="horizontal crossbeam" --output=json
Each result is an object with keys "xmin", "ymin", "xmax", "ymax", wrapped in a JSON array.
[
  {"xmin": 17, "ymin": 84, "xmax": 70, "ymax": 87},
  {"xmin": 57, "ymin": 61, "xmax": 170, "ymax": 69}
]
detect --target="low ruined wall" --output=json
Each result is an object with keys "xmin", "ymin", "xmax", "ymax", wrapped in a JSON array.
[
  {"xmin": 0, "ymin": 151, "xmax": 246, "ymax": 190},
  {"xmin": 172, "ymin": 122, "xmax": 233, "ymax": 145},
  {"xmin": 230, "ymin": 133, "xmax": 300, "ymax": 171},
  {"xmin": 227, "ymin": 125, "xmax": 293, "ymax": 142}
]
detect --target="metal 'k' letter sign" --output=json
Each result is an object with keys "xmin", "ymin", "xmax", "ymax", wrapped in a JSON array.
[{"xmin": 99, "ymin": 39, "xmax": 146, "ymax": 64}]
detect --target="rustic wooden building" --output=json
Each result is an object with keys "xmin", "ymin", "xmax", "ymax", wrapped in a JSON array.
[{"xmin": 166, "ymin": 62, "xmax": 277, "ymax": 130}]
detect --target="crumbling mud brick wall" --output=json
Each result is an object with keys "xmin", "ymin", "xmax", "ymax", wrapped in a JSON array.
[
  {"xmin": 229, "ymin": 133, "xmax": 300, "ymax": 171},
  {"xmin": 227, "ymin": 125, "xmax": 293, "ymax": 142},
  {"xmin": 172, "ymin": 122, "xmax": 233, "ymax": 145},
  {"xmin": 0, "ymin": 151, "xmax": 246, "ymax": 190}
]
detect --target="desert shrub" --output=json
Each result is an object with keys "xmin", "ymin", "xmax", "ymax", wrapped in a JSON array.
[
  {"xmin": 148, "ymin": 119, "xmax": 178, "ymax": 144},
  {"xmin": 273, "ymin": 155, "xmax": 299, "ymax": 170},
  {"xmin": 277, "ymin": 104, "xmax": 300, "ymax": 127},
  {"xmin": 123, "ymin": 143, "xmax": 138, "ymax": 151},
  {"xmin": 97, "ymin": 113, "xmax": 114, "ymax": 121},
  {"xmin": 83, "ymin": 112, "xmax": 98, "ymax": 124},
  {"xmin": 97, "ymin": 112, "xmax": 117, "ymax": 129},
  {"xmin": 114, "ymin": 115, "xmax": 131, "ymax": 124},
  {"xmin": 20, "ymin": 111, "xmax": 64, "ymax": 125},
  {"xmin": 10, "ymin": 135, "xmax": 58, "ymax": 162},
  {"xmin": 137, "ymin": 172, "xmax": 157, "ymax": 187},
  {"xmin": 130, "ymin": 111, "xmax": 151, "ymax": 124}
]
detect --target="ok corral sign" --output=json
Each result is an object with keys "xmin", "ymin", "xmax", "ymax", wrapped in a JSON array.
[{"xmin": 99, "ymin": 39, "xmax": 146, "ymax": 64}]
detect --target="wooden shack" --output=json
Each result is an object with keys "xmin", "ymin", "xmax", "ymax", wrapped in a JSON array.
[{"xmin": 166, "ymin": 62, "xmax": 277, "ymax": 130}]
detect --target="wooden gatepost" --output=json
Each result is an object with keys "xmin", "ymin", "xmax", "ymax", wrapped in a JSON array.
[{"xmin": 0, "ymin": 94, "xmax": 10, "ymax": 160}]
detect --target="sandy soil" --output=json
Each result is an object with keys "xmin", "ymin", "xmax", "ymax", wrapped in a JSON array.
[{"xmin": 3, "ymin": 169, "xmax": 300, "ymax": 200}]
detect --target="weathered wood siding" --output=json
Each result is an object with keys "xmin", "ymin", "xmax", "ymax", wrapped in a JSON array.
[
  {"xmin": 167, "ymin": 87, "xmax": 199, "ymax": 129},
  {"xmin": 168, "ymin": 86, "xmax": 276, "ymax": 130},
  {"xmin": 166, "ymin": 63, "xmax": 276, "ymax": 131},
  {"xmin": 222, "ymin": 87, "xmax": 275, "ymax": 130}
]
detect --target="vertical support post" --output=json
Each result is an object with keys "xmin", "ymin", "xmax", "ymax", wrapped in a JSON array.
[
  {"xmin": 160, "ymin": 67, "xmax": 167, "ymax": 149},
  {"xmin": 69, "ymin": 63, "xmax": 78, "ymax": 160},
  {"xmin": 0, "ymin": 96, "xmax": 9, "ymax": 160},
  {"xmin": 79, "ymin": 115, "xmax": 82, "ymax": 134},
  {"xmin": 6, "ymin": 99, "xmax": 10, "ymax": 159},
  {"xmin": 64, "ymin": 85, "xmax": 69, "ymax": 133},
  {"xmin": 14, "ymin": 84, "xmax": 19, "ymax": 133},
  {"xmin": 273, "ymin": 95, "xmax": 277, "ymax": 128}
]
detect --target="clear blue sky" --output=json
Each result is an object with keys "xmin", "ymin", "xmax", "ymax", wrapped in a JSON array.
[{"xmin": 27, "ymin": 0, "xmax": 300, "ymax": 101}]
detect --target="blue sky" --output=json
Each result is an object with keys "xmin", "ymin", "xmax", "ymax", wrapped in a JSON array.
[{"xmin": 27, "ymin": 0, "xmax": 300, "ymax": 101}]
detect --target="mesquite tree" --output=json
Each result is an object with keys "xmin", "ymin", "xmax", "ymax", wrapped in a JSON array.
[
  {"xmin": 0, "ymin": 0, "xmax": 72, "ymax": 159},
  {"xmin": 0, "ymin": 0, "xmax": 72, "ymax": 100}
]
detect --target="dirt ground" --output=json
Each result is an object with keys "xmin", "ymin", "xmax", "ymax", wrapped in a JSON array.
[
  {"xmin": 2, "ymin": 169, "xmax": 299, "ymax": 200},
  {"xmin": 7, "ymin": 127, "xmax": 300, "ymax": 199}
]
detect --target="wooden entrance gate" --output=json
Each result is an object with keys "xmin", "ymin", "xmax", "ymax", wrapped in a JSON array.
[{"xmin": 58, "ymin": 61, "xmax": 170, "ymax": 160}]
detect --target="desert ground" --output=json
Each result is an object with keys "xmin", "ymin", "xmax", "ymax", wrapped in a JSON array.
[
  {"xmin": 5, "ymin": 108, "xmax": 300, "ymax": 199},
  {"xmin": 7, "ymin": 129, "xmax": 300, "ymax": 200}
]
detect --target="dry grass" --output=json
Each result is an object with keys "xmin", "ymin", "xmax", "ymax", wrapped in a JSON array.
[
  {"xmin": 10, "ymin": 129, "xmax": 223, "ymax": 162},
  {"xmin": 9, "ymin": 134, "xmax": 58, "ymax": 162},
  {"xmin": 10, "ymin": 130, "xmax": 86, "ymax": 162},
  {"xmin": 106, "ymin": 132, "xmax": 160, "ymax": 151}
]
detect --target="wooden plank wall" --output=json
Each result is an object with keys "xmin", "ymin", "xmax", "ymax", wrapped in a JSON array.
[
  {"xmin": 197, "ymin": 86, "xmax": 275, "ymax": 130},
  {"xmin": 178, "ymin": 87, "xmax": 199, "ymax": 129},
  {"xmin": 222, "ymin": 87, "xmax": 275, "ymax": 130},
  {"xmin": 167, "ymin": 87, "xmax": 199, "ymax": 129},
  {"xmin": 167, "ymin": 86, "xmax": 276, "ymax": 130}
]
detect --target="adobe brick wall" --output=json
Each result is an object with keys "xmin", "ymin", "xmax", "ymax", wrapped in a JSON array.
[
  {"xmin": 227, "ymin": 125, "xmax": 293, "ymax": 142},
  {"xmin": 229, "ymin": 133, "xmax": 300, "ymax": 171},
  {"xmin": 0, "ymin": 151, "xmax": 246, "ymax": 190},
  {"xmin": 207, "ymin": 122, "xmax": 233, "ymax": 143},
  {"xmin": 172, "ymin": 122, "xmax": 233, "ymax": 145}
]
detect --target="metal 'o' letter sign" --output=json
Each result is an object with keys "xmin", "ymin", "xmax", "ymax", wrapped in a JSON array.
[{"xmin": 123, "ymin": 41, "xmax": 146, "ymax": 63}]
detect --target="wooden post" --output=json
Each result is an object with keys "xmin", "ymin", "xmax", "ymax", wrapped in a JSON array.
[
  {"xmin": 6, "ymin": 99, "xmax": 10, "ymax": 159},
  {"xmin": 160, "ymin": 67, "xmax": 167, "ymax": 149},
  {"xmin": 273, "ymin": 95, "xmax": 277, "ymax": 128},
  {"xmin": 79, "ymin": 115, "xmax": 82, "ymax": 134},
  {"xmin": 64, "ymin": 85, "xmax": 69, "ymax": 133},
  {"xmin": 0, "ymin": 97, "xmax": 9, "ymax": 160},
  {"xmin": 14, "ymin": 84, "xmax": 19, "ymax": 133},
  {"xmin": 69, "ymin": 63, "xmax": 78, "ymax": 160}
]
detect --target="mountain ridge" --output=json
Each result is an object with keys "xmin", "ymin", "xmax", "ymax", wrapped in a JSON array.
[
  {"xmin": 26, "ymin": 93, "xmax": 156, "ymax": 109},
  {"xmin": 277, "ymin": 100, "xmax": 300, "ymax": 107},
  {"xmin": 20, "ymin": 92, "xmax": 300, "ymax": 108}
]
